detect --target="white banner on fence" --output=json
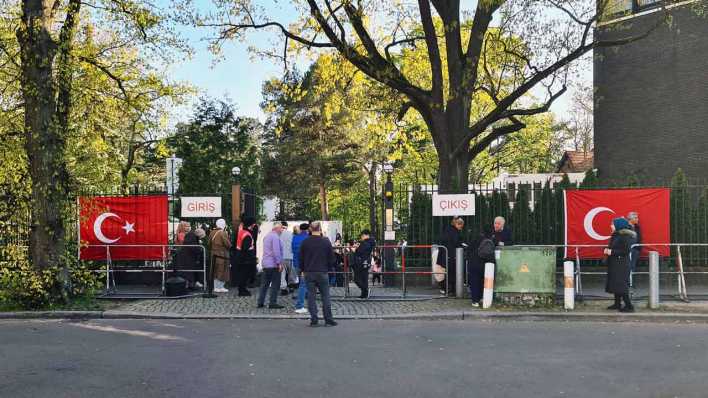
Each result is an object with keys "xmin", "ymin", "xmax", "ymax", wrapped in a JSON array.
[
  {"xmin": 432, "ymin": 193, "xmax": 475, "ymax": 216},
  {"xmin": 181, "ymin": 197, "xmax": 222, "ymax": 218}
]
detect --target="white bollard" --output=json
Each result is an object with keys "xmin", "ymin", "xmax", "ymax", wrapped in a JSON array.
[
  {"xmin": 649, "ymin": 251, "xmax": 660, "ymax": 309},
  {"xmin": 482, "ymin": 262, "xmax": 495, "ymax": 309},
  {"xmin": 563, "ymin": 261, "xmax": 574, "ymax": 310}
]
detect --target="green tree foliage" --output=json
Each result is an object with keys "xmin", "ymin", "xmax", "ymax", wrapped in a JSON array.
[
  {"xmin": 198, "ymin": 0, "xmax": 669, "ymax": 193},
  {"xmin": 580, "ymin": 169, "xmax": 599, "ymax": 188},
  {"xmin": 261, "ymin": 59, "xmax": 362, "ymax": 220},
  {"xmin": 1, "ymin": 1, "xmax": 189, "ymax": 305},
  {"xmin": 166, "ymin": 98, "xmax": 261, "ymax": 224},
  {"xmin": 511, "ymin": 188, "xmax": 533, "ymax": 244}
]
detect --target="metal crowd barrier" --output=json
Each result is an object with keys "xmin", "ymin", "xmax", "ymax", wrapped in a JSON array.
[
  {"xmin": 513, "ymin": 243, "xmax": 708, "ymax": 303},
  {"xmin": 330, "ymin": 244, "xmax": 448, "ymax": 298},
  {"xmin": 85, "ymin": 244, "xmax": 207, "ymax": 296},
  {"xmin": 630, "ymin": 243, "xmax": 708, "ymax": 302}
]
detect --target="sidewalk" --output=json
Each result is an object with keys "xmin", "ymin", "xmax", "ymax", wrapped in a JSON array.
[{"xmin": 4, "ymin": 288, "xmax": 708, "ymax": 322}]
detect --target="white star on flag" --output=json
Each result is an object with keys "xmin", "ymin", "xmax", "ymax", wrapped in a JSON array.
[{"xmin": 121, "ymin": 221, "xmax": 135, "ymax": 234}]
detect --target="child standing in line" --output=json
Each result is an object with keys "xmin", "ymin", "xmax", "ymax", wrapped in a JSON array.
[{"xmin": 371, "ymin": 255, "xmax": 382, "ymax": 286}]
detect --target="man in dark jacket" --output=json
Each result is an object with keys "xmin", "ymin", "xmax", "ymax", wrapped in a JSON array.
[
  {"xmin": 436, "ymin": 216, "xmax": 465, "ymax": 295},
  {"xmin": 627, "ymin": 212, "xmax": 641, "ymax": 286},
  {"xmin": 353, "ymin": 230, "xmax": 376, "ymax": 299},
  {"xmin": 176, "ymin": 227, "xmax": 205, "ymax": 289},
  {"xmin": 493, "ymin": 216, "xmax": 513, "ymax": 246},
  {"xmin": 299, "ymin": 221, "xmax": 337, "ymax": 327},
  {"xmin": 468, "ymin": 226, "xmax": 495, "ymax": 306},
  {"xmin": 233, "ymin": 217, "xmax": 258, "ymax": 296}
]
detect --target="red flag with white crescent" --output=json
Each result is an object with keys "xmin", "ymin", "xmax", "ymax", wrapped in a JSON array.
[
  {"xmin": 79, "ymin": 195, "xmax": 168, "ymax": 260},
  {"xmin": 564, "ymin": 189, "xmax": 671, "ymax": 259}
]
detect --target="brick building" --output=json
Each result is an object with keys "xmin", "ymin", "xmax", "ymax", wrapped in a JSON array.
[{"xmin": 594, "ymin": 0, "xmax": 708, "ymax": 182}]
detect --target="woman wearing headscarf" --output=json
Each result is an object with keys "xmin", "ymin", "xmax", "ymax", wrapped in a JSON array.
[
  {"xmin": 605, "ymin": 217, "xmax": 636, "ymax": 313},
  {"xmin": 209, "ymin": 218, "xmax": 231, "ymax": 293}
]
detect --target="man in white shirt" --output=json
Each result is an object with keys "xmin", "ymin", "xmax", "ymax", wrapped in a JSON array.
[{"xmin": 279, "ymin": 221, "xmax": 296, "ymax": 295}]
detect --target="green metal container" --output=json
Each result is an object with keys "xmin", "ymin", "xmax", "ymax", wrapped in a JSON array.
[{"xmin": 495, "ymin": 247, "xmax": 556, "ymax": 305}]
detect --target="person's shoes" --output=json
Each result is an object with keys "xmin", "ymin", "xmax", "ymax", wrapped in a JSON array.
[
  {"xmin": 620, "ymin": 305, "xmax": 635, "ymax": 313},
  {"xmin": 295, "ymin": 308, "xmax": 308, "ymax": 314},
  {"xmin": 238, "ymin": 289, "xmax": 251, "ymax": 297},
  {"xmin": 268, "ymin": 304, "xmax": 285, "ymax": 309},
  {"xmin": 280, "ymin": 289, "xmax": 289, "ymax": 296},
  {"xmin": 195, "ymin": 282, "xmax": 203, "ymax": 289},
  {"xmin": 607, "ymin": 303, "xmax": 620, "ymax": 310},
  {"xmin": 471, "ymin": 302, "xmax": 480, "ymax": 308},
  {"xmin": 324, "ymin": 320, "xmax": 338, "ymax": 327},
  {"xmin": 257, "ymin": 304, "xmax": 264, "ymax": 308},
  {"xmin": 439, "ymin": 289, "xmax": 446, "ymax": 295},
  {"xmin": 309, "ymin": 320, "xmax": 319, "ymax": 327}
]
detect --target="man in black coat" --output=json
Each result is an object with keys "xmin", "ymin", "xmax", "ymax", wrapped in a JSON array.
[
  {"xmin": 353, "ymin": 230, "xmax": 376, "ymax": 299},
  {"xmin": 627, "ymin": 212, "xmax": 642, "ymax": 286},
  {"xmin": 233, "ymin": 217, "xmax": 258, "ymax": 296},
  {"xmin": 493, "ymin": 216, "xmax": 513, "ymax": 247},
  {"xmin": 436, "ymin": 216, "xmax": 465, "ymax": 296},
  {"xmin": 299, "ymin": 221, "xmax": 337, "ymax": 327}
]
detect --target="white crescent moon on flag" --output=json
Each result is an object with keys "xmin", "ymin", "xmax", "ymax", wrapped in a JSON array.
[
  {"xmin": 583, "ymin": 207, "xmax": 615, "ymax": 241},
  {"xmin": 94, "ymin": 212, "xmax": 121, "ymax": 244}
]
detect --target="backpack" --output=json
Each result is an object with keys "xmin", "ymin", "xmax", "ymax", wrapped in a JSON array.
[{"xmin": 477, "ymin": 238, "xmax": 495, "ymax": 261}]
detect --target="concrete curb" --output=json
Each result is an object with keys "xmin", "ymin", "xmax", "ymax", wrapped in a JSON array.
[{"xmin": 3, "ymin": 310, "xmax": 708, "ymax": 323}]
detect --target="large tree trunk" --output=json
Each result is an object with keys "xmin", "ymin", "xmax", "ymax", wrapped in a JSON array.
[
  {"xmin": 318, "ymin": 182, "xmax": 329, "ymax": 221},
  {"xmin": 17, "ymin": 0, "xmax": 80, "ymax": 285},
  {"xmin": 431, "ymin": 107, "xmax": 472, "ymax": 194},
  {"xmin": 437, "ymin": 151, "xmax": 471, "ymax": 194}
]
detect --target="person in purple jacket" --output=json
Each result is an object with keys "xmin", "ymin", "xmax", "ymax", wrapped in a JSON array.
[{"xmin": 257, "ymin": 222, "xmax": 285, "ymax": 309}]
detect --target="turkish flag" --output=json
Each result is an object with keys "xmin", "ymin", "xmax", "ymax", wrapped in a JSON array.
[
  {"xmin": 79, "ymin": 195, "xmax": 168, "ymax": 260},
  {"xmin": 564, "ymin": 189, "xmax": 670, "ymax": 259}
]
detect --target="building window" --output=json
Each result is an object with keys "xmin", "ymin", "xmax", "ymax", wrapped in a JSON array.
[
  {"xmin": 603, "ymin": 0, "xmax": 633, "ymax": 16},
  {"xmin": 637, "ymin": 0, "xmax": 662, "ymax": 10}
]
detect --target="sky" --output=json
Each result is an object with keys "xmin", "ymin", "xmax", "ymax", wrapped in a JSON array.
[{"xmin": 165, "ymin": 1, "xmax": 591, "ymax": 124}]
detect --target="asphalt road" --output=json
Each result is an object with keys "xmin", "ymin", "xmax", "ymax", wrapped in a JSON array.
[{"xmin": 1, "ymin": 319, "xmax": 707, "ymax": 398}]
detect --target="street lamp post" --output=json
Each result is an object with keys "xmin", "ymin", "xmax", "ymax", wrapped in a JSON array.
[
  {"xmin": 231, "ymin": 166, "xmax": 241, "ymax": 229},
  {"xmin": 165, "ymin": 155, "xmax": 186, "ymax": 297},
  {"xmin": 383, "ymin": 161, "xmax": 395, "ymax": 287}
]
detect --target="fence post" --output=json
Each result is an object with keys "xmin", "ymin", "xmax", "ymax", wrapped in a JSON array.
[
  {"xmin": 563, "ymin": 261, "xmax": 574, "ymax": 310},
  {"xmin": 456, "ymin": 248, "xmax": 464, "ymax": 298},
  {"xmin": 482, "ymin": 262, "xmax": 495, "ymax": 309},
  {"xmin": 649, "ymin": 251, "xmax": 660, "ymax": 309}
]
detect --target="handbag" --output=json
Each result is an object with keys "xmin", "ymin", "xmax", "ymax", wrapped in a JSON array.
[{"xmin": 433, "ymin": 264, "xmax": 446, "ymax": 282}]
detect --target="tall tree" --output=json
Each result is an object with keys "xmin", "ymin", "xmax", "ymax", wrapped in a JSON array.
[
  {"xmin": 168, "ymin": 98, "xmax": 261, "ymax": 198},
  {"xmin": 11, "ymin": 0, "xmax": 182, "ymax": 292},
  {"xmin": 196, "ymin": 0, "xmax": 669, "ymax": 193},
  {"xmin": 261, "ymin": 62, "xmax": 360, "ymax": 220}
]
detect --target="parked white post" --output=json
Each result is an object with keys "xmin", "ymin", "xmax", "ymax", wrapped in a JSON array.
[
  {"xmin": 649, "ymin": 251, "xmax": 660, "ymax": 309},
  {"xmin": 456, "ymin": 248, "xmax": 465, "ymax": 298},
  {"xmin": 482, "ymin": 262, "xmax": 495, "ymax": 309},
  {"xmin": 563, "ymin": 261, "xmax": 574, "ymax": 310}
]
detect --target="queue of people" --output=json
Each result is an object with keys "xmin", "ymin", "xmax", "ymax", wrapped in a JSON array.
[
  {"xmin": 173, "ymin": 209, "xmax": 643, "ymax": 317},
  {"xmin": 435, "ymin": 216, "xmax": 512, "ymax": 304}
]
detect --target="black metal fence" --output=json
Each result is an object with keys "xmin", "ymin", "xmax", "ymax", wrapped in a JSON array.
[
  {"xmin": 1, "ymin": 184, "xmax": 262, "ymax": 251},
  {"xmin": 392, "ymin": 179, "xmax": 708, "ymax": 267}
]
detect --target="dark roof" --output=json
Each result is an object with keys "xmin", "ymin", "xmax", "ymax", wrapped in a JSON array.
[{"xmin": 556, "ymin": 151, "xmax": 594, "ymax": 173}]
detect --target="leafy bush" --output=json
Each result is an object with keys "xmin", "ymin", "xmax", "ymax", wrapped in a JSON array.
[{"xmin": 0, "ymin": 244, "xmax": 101, "ymax": 310}]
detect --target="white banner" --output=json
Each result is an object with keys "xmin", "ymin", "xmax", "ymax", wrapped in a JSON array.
[
  {"xmin": 181, "ymin": 197, "xmax": 222, "ymax": 218},
  {"xmin": 432, "ymin": 193, "xmax": 475, "ymax": 216}
]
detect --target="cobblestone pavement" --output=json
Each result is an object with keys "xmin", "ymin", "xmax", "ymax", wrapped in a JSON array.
[{"xmin": 112, "ymin": 286, "xmax": 472, "ymax": 317}]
